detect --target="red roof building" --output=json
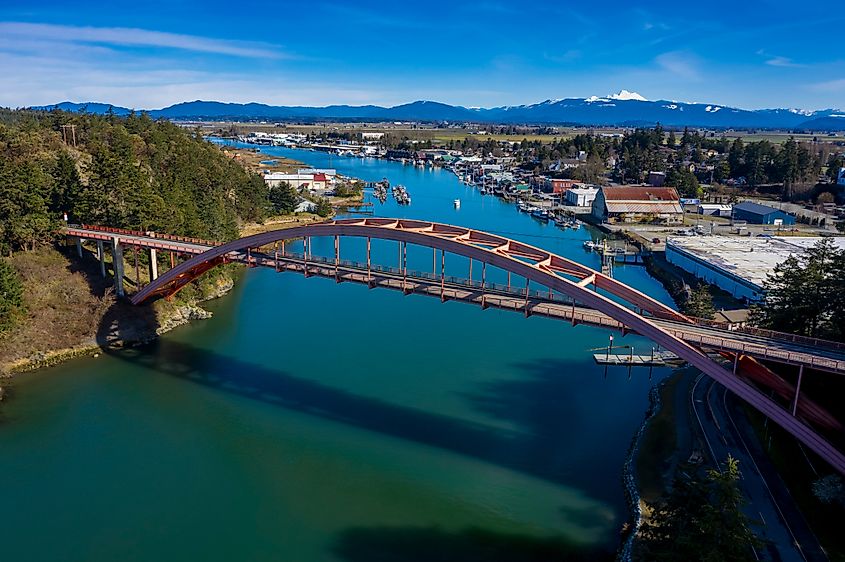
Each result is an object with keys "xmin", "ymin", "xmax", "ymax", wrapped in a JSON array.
[{"xmin": 591, "ymin": 186, "xmax": 683, "ymax": 224}]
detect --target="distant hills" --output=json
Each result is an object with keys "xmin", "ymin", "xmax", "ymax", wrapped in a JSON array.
[{"xmin": 32, "ymin": 91, "xmax": 845, "ymax": 131}]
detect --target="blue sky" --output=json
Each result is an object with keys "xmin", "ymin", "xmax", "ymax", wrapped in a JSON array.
[{"xmin": 1, "ymin": 0, "xmax": 843, "ymax": 110}]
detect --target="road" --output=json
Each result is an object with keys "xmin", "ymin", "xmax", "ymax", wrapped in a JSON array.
[{"xmin": 691, "ymin": 374, "xmax": 828, "ymax": 561}]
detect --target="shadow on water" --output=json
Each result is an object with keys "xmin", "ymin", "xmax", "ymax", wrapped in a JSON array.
[
  {"xmin": 97, "ymin": 302, "xmax": 581, "ymax": 487},
  {"xmin": 331, "ymin": 525, "xmax": 613, "ymax": 562}
]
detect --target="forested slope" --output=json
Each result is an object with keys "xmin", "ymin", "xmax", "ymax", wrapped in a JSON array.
[{"xmin": 0, "ymin": 108, "xmax": 268, "ymax": 254}]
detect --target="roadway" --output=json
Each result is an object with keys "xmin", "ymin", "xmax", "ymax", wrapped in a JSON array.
[
  {"xmin": 691, "ymin": 375, "xmax": 828, "ymax": 561},
  {"xmin": 64, "ymin": 224, "xmax": 845, "ymax": 376}
]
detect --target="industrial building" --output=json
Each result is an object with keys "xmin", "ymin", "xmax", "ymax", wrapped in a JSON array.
[
  {"xmin": 591, "ymin": 186, "xmax": 683, "ymax": 224},
  {"xmin": 731, "ymin": 201, "xmax": 795, "ymax": 225},
  {"xmin": 565, "ymin": 187, "xmax": 598, "ymax": 207},
  {"xmin": 666, "ymin": 236, "xmax": 845, "ymax": 301}
]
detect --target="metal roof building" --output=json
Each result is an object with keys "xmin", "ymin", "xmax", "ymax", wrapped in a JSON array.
[
  {"xmin": 732, "ymin": 201, "xmax": 795, "ymax": 225},
  {"xmin": 592, "ymin": 186, "xmax": 683, "ymax": 224},
  {"xmin": 666, "ymin": 236, "xmax": 845, "ymax": 301}
]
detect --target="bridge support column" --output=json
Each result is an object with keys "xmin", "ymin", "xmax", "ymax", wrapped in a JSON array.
[
  {"xmin": 792, "ymin": 365, "xmax": 804, "ymax": 416},
  {"xmin": 440, "ymin": 250, "xmax": 445, "ymax": 302},
  {"xmin": 367, "ymin": 237, "xmax": 373, "ymax": 288},
  {"xmin": 75, "ymin": 237, "xmax": 82, "ymax": 258},
  {"xmin": 402, "ymin": 241, "xmax": 408, "ymax": 294},
  {"xmin": 335, "ymin": 235, "xmax": 340, "ymax": 283},
  {"xmin": 524, "ymin": 279, "xmax": 531, "ymax": 317},
  {"xmin": 111, "ymin": 237, "xmax": 125, "ymax": 297},
  {"xmin": 274, "ymin": 243, "xmax": 280, "ymax": 272},
  {"xmin": 170, "ymin": 251, "xmax": 175, "ymax": 270},
  {"xmin": 481, "ymin": 262, "xmax": 487, "ymax": 309},
  {"xmin": 96, "ymin": 240, "xmax": 106, "ymax": 277},
  {"xmin": 149, "ymin": 248, "xmax": 158, "ymax": 281}
]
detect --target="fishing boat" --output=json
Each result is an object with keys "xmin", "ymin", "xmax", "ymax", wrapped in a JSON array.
[
  {"xmin": 531, "ymin": 208, "xmax": 550, "ymax": 221},
  {"xmin": 583, "ymin": 240, "xmax": 596, "ymax": 250},
  {"xmin": 453, "ymin": 199, "xmax": 461, "ymax": 208}
]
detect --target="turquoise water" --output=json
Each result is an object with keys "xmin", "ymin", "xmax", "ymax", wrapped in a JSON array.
[{"xmin": 0, "ymin": 145, "xmax": 675, "ymax": 561}]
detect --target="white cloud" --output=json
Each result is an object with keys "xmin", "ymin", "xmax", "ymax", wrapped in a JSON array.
[
  {"xmin": 655, "ymin": 51, "xmax": 701, "ymax": 81},
  {"xmin": 765, "ymin": 56, "xmax": 800, "ymax": 67},
  {"xmin": 0, "ymin": 22, "xmax": 287, "ymax": 59}
]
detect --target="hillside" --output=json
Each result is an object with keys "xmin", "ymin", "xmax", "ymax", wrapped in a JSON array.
[{"xmin": 0, "ymin": 108, "xmax": 271, "ymax": 372}]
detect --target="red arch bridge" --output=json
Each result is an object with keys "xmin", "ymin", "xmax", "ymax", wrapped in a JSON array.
[{"xmin": 64, "ymin": 218, "xmax": 845, "ymax": 474}]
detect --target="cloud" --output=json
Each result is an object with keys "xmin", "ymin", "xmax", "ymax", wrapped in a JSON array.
[
  {"xmin": 655, "ymin": 51, "xmax": 701, "ymax": 81},
  {"xmin": 809, "ymin": 79, "xmax": 845, "ymax": 92},
  {"xmin": 0, "ymin": 22, "xmax": 287, "ymax": 59}
]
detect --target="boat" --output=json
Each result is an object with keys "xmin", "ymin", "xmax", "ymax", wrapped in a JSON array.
[
  {"xmin": 583, "ymin": 240, "xmax": 596, "ymax": 250},
  {"xmin": 531, "ymin": 208, "xmax": 550, "ymax": 221},
  {"xmin": 454, "ymin": 199, "xmax": 461, "ymax": 208},
  {"xmin": 517, "ymin": 201, "xmax": 530, "ymax": 212}
]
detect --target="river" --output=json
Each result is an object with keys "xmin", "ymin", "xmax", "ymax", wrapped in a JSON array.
[{"xmin": 0, "ymin": 143, "xmax": 676, "ymax": 561}]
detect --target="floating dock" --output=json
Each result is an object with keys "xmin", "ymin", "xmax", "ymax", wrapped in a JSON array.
[{"xmin": 593, "ymin": 351, "xmax": 681, "ymax": 367}]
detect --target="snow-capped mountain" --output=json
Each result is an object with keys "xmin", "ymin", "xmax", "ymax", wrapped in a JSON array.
[{"xmin": 33, "ymin": 95, "xmax": 845, "ymax": 130}]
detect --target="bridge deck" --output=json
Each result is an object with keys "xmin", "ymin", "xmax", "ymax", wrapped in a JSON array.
[{"xmin": 64, "ymin": 225, "xmax": 845, "ymax": 375}]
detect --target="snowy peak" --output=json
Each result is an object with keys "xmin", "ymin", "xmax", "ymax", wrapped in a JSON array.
[
  {"xmin": 586, "ymin": 90, "xmax": 648, "ymax": 103},
  {"xmin": 608, "ymin": 90, "xmax": 648, "ymax": 101}
]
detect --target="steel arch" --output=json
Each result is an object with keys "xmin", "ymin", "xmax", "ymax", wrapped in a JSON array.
[{"xmin": 132, "ymin": 217, "xmax": 845, "ymax": 474}]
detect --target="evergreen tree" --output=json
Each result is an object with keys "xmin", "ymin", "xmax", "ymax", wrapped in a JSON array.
[
  {"xmin": 639, "ymin": 455, "xmax": 760, "ymax": 561},
  {"xmin": 269, "ymin": 182, "xmax": 298, "ymax": 214},
  {"xmin": 684, "ymin": 284, "xmax": 715, "ymax": 319}
]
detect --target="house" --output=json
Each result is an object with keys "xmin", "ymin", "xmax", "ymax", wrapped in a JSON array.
[
  {"xmin": 565, "ymin": 187, "xmax": 598, "ymax": 207},
  {"xmin": 591, "ymin": 186, "xmax": 684, "ymax": 224},
  {"xmin": 732, "ymin": 201, "xmax": 795, "ymax": 225},
  {"xmin": 311, "ymin": 173, "xmax": 328, "ymax": 191},
  {"xmin": 294, "ymin": 200, "xmax": 317, "ymax": 213},
  {"xmin": 544, "ymin": 178, "xmax": 578, "ymax": 194}
]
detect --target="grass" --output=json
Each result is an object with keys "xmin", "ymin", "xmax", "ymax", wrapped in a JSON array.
[{"xmin": 0, "ymin": 247, "xmax": 114, "ymax": 371}]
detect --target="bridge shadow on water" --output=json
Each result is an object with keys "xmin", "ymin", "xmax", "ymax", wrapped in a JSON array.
[
  {"xmin": 331, "ymin": 525, "xmax": 611, "ymax": 562},
  {"xmin": 92, "ymin": 302, "xmax": 618, "ymax": 560}
]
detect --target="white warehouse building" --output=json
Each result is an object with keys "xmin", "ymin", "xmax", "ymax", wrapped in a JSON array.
[{"xmin": 666, "ymin": 236, "xmax": 845, "ymax": 301}]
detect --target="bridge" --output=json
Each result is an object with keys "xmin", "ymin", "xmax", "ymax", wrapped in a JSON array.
[{"xmin": 64, "ymin": 218, "xmax": 845, "ymax": 474}]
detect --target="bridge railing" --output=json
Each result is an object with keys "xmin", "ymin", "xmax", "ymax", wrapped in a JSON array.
[
  {"xmin": 649, "ymin": 309, "xmax": 845, "ymax": 352},
  {"xmin": 78, "ymin": 224, "xmax": 222, "ymax": 247},
  {"xmin": 276, "ymin": 252, "xmax": 577, "ymax": 304}
]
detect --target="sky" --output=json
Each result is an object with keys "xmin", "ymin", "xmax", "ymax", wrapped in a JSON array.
[{"xmin": 0, "ymin": 0, "xmax": 843, "ymax": 111}]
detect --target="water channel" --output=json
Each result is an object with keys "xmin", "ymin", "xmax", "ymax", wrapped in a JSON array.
[{"xmin": 0, "ymin": 143, "xmax": 676, "ymax": 561}]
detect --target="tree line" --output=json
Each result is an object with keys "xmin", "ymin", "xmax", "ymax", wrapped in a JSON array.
[{"xmin": 0, "ymin": 108, "xmax": 269, "ymax": 255}]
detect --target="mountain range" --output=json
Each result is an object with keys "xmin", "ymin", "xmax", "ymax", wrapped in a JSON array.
[{"xmin": 32, "ymin": 91, "xmax": 845, "ymax": 131}]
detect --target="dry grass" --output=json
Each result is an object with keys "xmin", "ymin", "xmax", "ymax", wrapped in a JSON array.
[{"xmin": 0, "ymin": 247, "xmax": 113, "ymax": 369}]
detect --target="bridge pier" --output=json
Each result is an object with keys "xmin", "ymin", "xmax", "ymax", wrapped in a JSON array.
[
  {"xmin": 75, "ymin": 237, "xmax": 82, "ymax": 258},
  {"xmin": 111, "ymin": 237, "xmax": 125, "ymax": 297},
  {"xmin": 149, "ymin": 248, "xmax": 158, "ymax": 281},
  {"xmin": 96, "ymin": 240, "xmax": 106, "ymax": 277}
]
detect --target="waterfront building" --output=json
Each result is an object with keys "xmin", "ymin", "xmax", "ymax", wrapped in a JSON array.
[
  {"xmin": 666, "ymin": 236, "xmax": 845, "ymax": 301},
  {"xmin": 565, "ymin": 187, "xmax": 598, "ymax": 207},
  {"xmin": 591, "ymin": 186, "xmax": 683, "ymax": 224}
]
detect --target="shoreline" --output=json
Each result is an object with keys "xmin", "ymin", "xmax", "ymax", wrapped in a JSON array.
[{"xmin": 0, "ymin": 277, "xmax": 234, "ymax": 380}]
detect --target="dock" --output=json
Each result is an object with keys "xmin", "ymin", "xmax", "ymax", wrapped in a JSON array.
[{"xmin": 593, "ymin": 350, "xmax": 681, "ymax": 367}]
